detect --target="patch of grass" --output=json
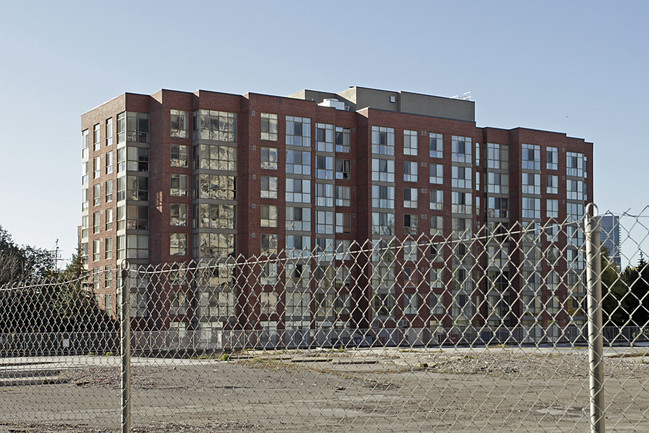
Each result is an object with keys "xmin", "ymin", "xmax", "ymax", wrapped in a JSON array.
[{"xmin": 608, "ymin": 352, "xmax": 649, "ymax": 359}]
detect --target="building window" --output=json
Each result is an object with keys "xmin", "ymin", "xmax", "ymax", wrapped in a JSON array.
[
  {"xmin": 487, "ymin": 197, "xmax": 509, "ymax": 219},
  {"xmin": 522, "ymin": 197, "xmax": 541, "ymax": 220},
  {"xmin": 547, "ymin": 175, "xmax": 558, "ymax": 194},
  {"xmin": 487, "ymin": 172, "xmax": 509, "ymax": 194},
  {"xmin": 286, "ymin": 235, "xmax": 311, "ymax": 258},
  {"xmin": 522, "ymin": 172, "xmax": 541, "ymax": 195},
  {"xmin": 316, "ymin": 123, "xmax": 334, "ymax": 152},
  {"xmin": 452, "ymin": 192, "xmax": 472, "ymax": 214},
  {"xmin": 371, "ymin": 158, "xmax": 394, "ymax": 182},
  {"xmin": 260, "ymin": 264, "xmax": 278, "ymax": 285},
  {"xmin": 105, "ymin": 208, "xmax": 113, "ymax": 231},
  {"xmin": 170, "ymin": 144, "xmax": 189, "ymax": 168},
  {"xmin": 81, "ymin": 215, "xmax": 89, "ymax": 239},
  {"xmin": 116, "ymin": 205, "xmax": 125, "ymax": 230},
  {"xmin": 372, "ymin": 185, "xmax": 395, "ymax": 209},
  {"xmin": 260, "ymin": 234, "xmax": 278, "ymax": 256},
  {"xmin": 403, "ymin": 161, "xmax": 418, "ymax": 182},
  {"xmin": 567, "ymin": 152, "xmax": 584, "ymax": 177},
  {"xmin": 286, "ymin": 116, "xmax": 311, "ymax": 147},
  {"xmin": 170, "ymin": 233, "xmax": 188, "ymax": 256},
  {"xmin": 429, "ymin": 164, "xmax": 443, "ymax": 184},
  {"xmin": 404, "ymin": 293, "xmax": 419, "ymax": 314},
  {"xmin": 117, "ymin": 148, "xmax": 125, "ymax": 173},
  {"xmin": 127, "ymin": 147, "xmax": 149, "ymax": 172},
  {"xmin": 316, "ymin": 155, "xmax": 334, "ymax": 179},
  {"xmin": 105, "ymin": 152, "xmax": 113, "ymax": 175},
  {"xmin": 169, "ymin": 291, "xmax": 188, "ymax": 315},
  {"xmin": 170, "ymin": 174, "xmax": 189, "ymax": 197},
  {"xmin": 451, "ymin": 136, "xmax": 472, "ymax": 163},
  {"xmin": 93, "ymin": 184, "xmax": 101, "ymax": 206},
  {"xmin": 567, "ymin": 179, "xmax": 583, "ymax": 200},
  {"xmin": 522, "ymin": 144, "xmax": 541, "ymax": 170},
  {"xmin": 93, "ymin": 211, "xmax": 100, "ymax": 234},
  {"xmin": 336, "ymin": 212, "xmax": 352, "ymax": 234},
  {"xmin": 261, "ymin": 176, "xmax": 278, "ymax": 199},
  {"xmin": 105, "ymin": 238, "xmax": 113, "ymax": 260},
  {"xmin": 547, "ymin": 146, "xmax": 558, "ymax": 170},
  {"xmin": 429, "ymin": 190, "xmax": 443, "ymax": 211},
  {"xmin": 194, "ymin": 110, "xmax": 237, "ymax": 142},
  {"xmin": 104, "ymin": 179, "xmax": 113, "ymax": 203},
  {"xmin": 170, "ymin": 204, "xmax": 188, "ymax": 226},
  {"xmin": 316, "ymin": 210, "xmax": 334, "ymax": 234},
  {"xmin": 261, "ymin": 147, "xmax": 278, "ymax": 170},
  {"xmin": 335, "ymin": 159, "xmax": 351, "ymax": 180},
  {"xmin": 82, "ymin": 161, "xmax": 89, "ymax": 186},
  {"xmin": 371, "ymin": 126, "xmax": 395, "ymax": 155},
  {"xmin": 404, "ymin": 214, "xmax": 418, "ymax": 235},
  {"xmin": 335, "ymin": 185, "xmax": 351, "ymax": 207},
  {"xmin": 335, "ymin": 127, "xmax": 351, "ymax": 153},
  {"xmin": 93, "ymin": 156, "xmax": 101, "ymax": 179},
  {"xmin": 93, "ymin": 124, "xmax": 101, "ymax": 151},
  {"xmin": 403, "ymin": 130, "xmax": 418, "ymax": 155},
  {"xmin": 196, "ymin": 174, "xmax": 236, "ymax": 200},
  {"xmin": 127, "ymin": 204, "xmax": 149, "ymax": 230},
  {"xmin": 316, "ymin": 183, "xmax": 334, "ymax": 207},
  {"xmin": 487, "ymin": 143, "xmax": 508, "ymax": 169},
  {"xmin": 286, "ymin": 178, "xmax": 311, "ymax": 203},
  {"xmin": 429, "ymin": 216, "xmax": 443, "ymax": 237},
  {"xmin": 404, "ymin": 188, "xmax": 418, "ymax": 208},
  {"xmin": 106, "ymin": 118, "xmax": 113, "ymax": 147},
  {"xmin": 372, "ymin": 292, "xmax": 395, "ymax": 318},
  {"xmin": 336, "ymin": 240, "xmax": 351, "ymax": 261},
  {"xmin": 315, "ymin": 238, "xmax": 335, "ymax": 262},
  {"xmin": 261, "ymin": 205, "xmax": 278, "ymax": 228},
  {"xmin": 261, "ymin": 113, "xmax": 278, "ymax": 141},
  {"xmin": 286, "ymin": 150, "xmax": 311, "ymax": 175},
  {"xmin": 404, "ymin": 241, "xmax": 418, "ymax": 261},
  {"xmin": 195, "ymin": 233, "xmax": 235, "ymax": 259},
  {"xmin": 126, "ymin": 112, "xmax": 150, "ymax": 143},
  {"xmin": 429, "ymin": 133, "xmax": 443, "ymax": 158},
  {"xmin": 195, "ymin": 144, "xmax": 236, "ymax": 171},
  {"xmin": 430, "ymin": 293, "xmax": 444, "ymax": 315},
  {"xmin": 287, "ymin": 207, "xmax": 311, "ymax": 231},
  {"xmin": 372, "ymin": 212, "xmax": 395, "ymax": 236},
  {"xmin": 547, "ymin": 199, "xmax": 559, "ymax": 218},
  {"xmin": 104, "ymin": 271, "xmax": 113, "ymax": 295},
  {"xmin": 117, "ymin": 112, "xmax": 126, "ymax": 144},
  {"xmin": 194, "ymin": 203, "xmax": 235, "ymax": 229},
  {"xmin": 170, "ymin": 109, "xmax": 188, "ymax": 138},
  {"xmin": 126, "ymin": 176, "xmax": 148, "ymax": 201},
  {"xmin": 82, "ymin": 129, "xmax": 89, "ymax": 159},
  {"xmin": 93, "ymin": 239, "xmax": 100, "ymax": 262},
  {"xmin": 452, "ymin": 166, "xmax": 472, "ymax": 189}
]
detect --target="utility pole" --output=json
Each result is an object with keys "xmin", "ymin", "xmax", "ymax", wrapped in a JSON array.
[{"xmin": 49, "ymin": 239, "xmax": 60, "ymax": 270}]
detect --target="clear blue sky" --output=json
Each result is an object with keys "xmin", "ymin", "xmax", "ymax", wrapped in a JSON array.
[{"xmin": 0, "ymin": 0, "xmax": 647, "ymax": 266}]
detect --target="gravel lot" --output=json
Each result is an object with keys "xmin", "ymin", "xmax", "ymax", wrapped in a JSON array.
[{"xmin": 1, "ymin": 348, "xmax": 648, "ymax": 432}]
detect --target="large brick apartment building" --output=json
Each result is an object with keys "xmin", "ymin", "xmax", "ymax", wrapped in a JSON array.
[{"xmin": 81, "ymin": 86, "xmax": 593, "ymax": 346}]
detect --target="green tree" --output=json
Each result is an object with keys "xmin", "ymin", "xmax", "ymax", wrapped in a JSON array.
[
  {"xmin": 601, "ymin": 253, "xmax": 629, "ymax": 326},
  {"xmin": 623, "ymin": 256, "xmax": 649, "ymax": 327},
  {"xmin": 0, "ymin": 225, "xmax": 54, "ymax": 285},
  {"xmin": 1, "ymin": 230, "xmax": 116, "ymax": 335}
]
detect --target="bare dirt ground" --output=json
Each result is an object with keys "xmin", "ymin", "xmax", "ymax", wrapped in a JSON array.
[{"xmin": 1, "ymin": 347, "xmax": 648, "ymax": 432}]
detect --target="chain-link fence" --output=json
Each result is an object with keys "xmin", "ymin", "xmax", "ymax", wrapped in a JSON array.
[{"xmin": 1, "ymin": 207, "xmax": 648, "ymax": 432}]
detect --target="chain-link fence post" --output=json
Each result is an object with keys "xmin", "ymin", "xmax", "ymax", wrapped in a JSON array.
[
  {"xmin": 120, "ymin": 265, "xmax": 131, "ymax": 433},
  {"xmin": 586, "ymin": 204, "xmax": 605, "ymax": 433}
]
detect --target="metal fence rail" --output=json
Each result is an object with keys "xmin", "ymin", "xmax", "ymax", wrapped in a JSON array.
[{"xmin": 0, "ymin": 207, "xmax": 648, "ymax": 432}]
